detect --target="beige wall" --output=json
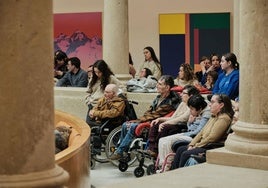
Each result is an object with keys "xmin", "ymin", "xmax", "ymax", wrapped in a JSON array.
[{"xmin": 53, "ymin": 0, "xmax": 234, "ymax": 71}]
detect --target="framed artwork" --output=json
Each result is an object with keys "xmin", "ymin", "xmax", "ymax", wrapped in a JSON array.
[
  {"xmin": 159, "ymin": 13, "xmax": 230, "ymax": 77},
  {"xmin": 54, "ymin": 12, "xmax": 102, "ymax": 70}
]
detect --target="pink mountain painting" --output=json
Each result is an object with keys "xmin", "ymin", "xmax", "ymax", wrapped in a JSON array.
[{"xmin": 54, "ymin": 12, "xmax": 102, "ymax": 70}]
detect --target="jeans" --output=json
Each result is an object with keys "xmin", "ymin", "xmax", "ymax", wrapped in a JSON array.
[{"xmin": 116, "ymin": 121, "xmax": 139, "ymax": 155}]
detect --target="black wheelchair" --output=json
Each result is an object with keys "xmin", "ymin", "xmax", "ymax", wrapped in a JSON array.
[{"xmin": 90, "ymin": 94, "xmax": 138, "ymax": 169}]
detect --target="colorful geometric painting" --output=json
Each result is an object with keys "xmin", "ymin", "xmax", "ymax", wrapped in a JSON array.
[
  {"xmin": 54, "ymin": 12, "xmax": 102, "ymax": 70},
  {"xmin": 159, "ymin": 13, "xmax": 230, "ymax": 77}
]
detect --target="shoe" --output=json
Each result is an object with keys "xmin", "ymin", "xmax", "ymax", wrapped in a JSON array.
[
  {"xmin": 138, "ymin": 149, "xmax": 157, "ymax": 158},
  {"xmin": 109, "ymin": 153, "xmax": 122, "ymax": 160},
  {"xmin": 146, "ymin": 150, "xmax": 157, "ymax": 158}
]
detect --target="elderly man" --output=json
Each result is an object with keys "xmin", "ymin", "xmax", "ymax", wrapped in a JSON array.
[
  {"xmin": 109, "ymin": 75, "xmax": 181, "ymax": 160},
  {"xmin": 87, "ymin": 84, "xmax": 126, "ymax": 128}
]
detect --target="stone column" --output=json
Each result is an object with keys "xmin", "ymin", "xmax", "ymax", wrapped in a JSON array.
[
  {"xmin": 207, "ymin": 0, "xmax": 268, "ymax": 170},
  {"xmin": 0, "ymin": 0, "xmax": 68, "ymax": 187},
  {"xmin": 103, "ymin": 0, "xmax": 131, "ymax": 82}
]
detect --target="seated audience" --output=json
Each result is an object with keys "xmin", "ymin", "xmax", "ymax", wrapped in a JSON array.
[
  {"xmin": 174, "ymin": 63, "xmax": 199, "ymax": 87},
  {"xmin": 109, "ymin": 75, "xmax": 181, "ymax": 160},
  {"xmin": 127, "ymin": 68, "xmax": 157, "ymax": 92},
  {"xmin": 136, "ymin": 46, "xmax": 162, "ymax": 79},
  {"xmin": 157, "ymin": 94, "xmax": 211, "ymax": 171},
  {"xmin": 54, "ymin": 50, "xmax": 68, "ymax": 80},
  {"xmin": 203, "ymin": 70, "xmax": 218, "ymax": 90},
  {"xmin": 171, "ymin": 94, "xmax": 234, "ymax": 169},
  {"xmin": 144, "ymin": 85, "xmax": 200, "ymax": 157},
  {"xmin": 195, "ymin": 56, "xmax": 211, "ymax": 84},
  {"xmin": 56, "ymin": 57, "xmax": 88, "ymax": 87},
  {"xmin": 207, "ymin": 53, "xmax": 223, "ymax": 75},
  {"xmin": 85, "ymin": 59, "xmax": 123, "ymax": 125},
  {"xmin": 212, "ymin": 52, "xmax": 239, "ymax": 100},
  {"xmin": 87, "ymin": 84, "xmax": 126, "ymax": 128}
]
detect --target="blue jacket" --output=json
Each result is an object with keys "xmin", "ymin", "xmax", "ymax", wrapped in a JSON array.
[
  {"xmin": 212, "ymin": 69, "xmax": 239, "ymax": 100},
  {"xmin": 183, "ymin": 105, "xmax": 211, "ymax": 138}
]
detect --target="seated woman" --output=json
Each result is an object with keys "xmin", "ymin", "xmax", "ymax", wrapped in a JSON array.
[
  {"xmin": 212, "ymin": 53, "xmax": 239, "ymax": 100},
  {"xmin": 54, "ymin": 50, "xmax": 68, "ymax": 80},
  {"xmin": 157, "ymin": 94, "xmax": 211, "ymax": 171},
  {"xmin": 171, "ymin": 94, "xmax": 234, "ymax": 169},
  {"xmin": 144, "ymin": 85, "xmax": 200, "ymax": 157},
  {"xmin": 174, "ymin": 63, "xmax": 199, "ymax": 87},
  {"xmin": 127, "ymin": 68, "xmax": 157, "ymax": 92},
  {"xmin": 87, "ymin": 84, "xmax": 126, "ymax": 128},
  {"xmin": 136, "ymin": 46, "xmax": 162, "ymax": 80},
  {"xmin": 203, "ymin": 70, "xmax": 218, "ymax": 90}
]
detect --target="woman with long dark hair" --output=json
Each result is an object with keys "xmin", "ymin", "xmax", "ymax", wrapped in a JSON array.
[
  {"xmin": 136, "ymin": 46, "xmax": 162, "ymax": 79},
  {"xmin": 85, "ymin": 59, "xmax": 123, "ymax": 125}
]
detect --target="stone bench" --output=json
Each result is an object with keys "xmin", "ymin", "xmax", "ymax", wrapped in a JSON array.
[{"xmin": 55, "ymin": 110, "xmax": 91, "ymax": 188}]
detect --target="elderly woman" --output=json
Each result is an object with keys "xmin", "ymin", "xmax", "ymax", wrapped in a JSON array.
[{"xmin": 171, "ymin": 94, "xmax": 234, "ymax": 169}]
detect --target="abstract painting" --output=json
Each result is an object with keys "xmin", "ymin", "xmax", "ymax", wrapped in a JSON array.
[{"xmin": 159, "ymin": 13, "xmax": 230, "ymax": 77}]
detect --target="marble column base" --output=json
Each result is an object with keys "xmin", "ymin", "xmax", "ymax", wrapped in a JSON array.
[
  {"xmin": 207, "ymin": 121, "xmax": 268, "ymax": 170},
  {"xmin": 207, "ymin": 147, "xmax": 268, "ymax": 170},
  {"xmin": 0, "ymin": 165, "xmax": 69, "ymax": 188}
]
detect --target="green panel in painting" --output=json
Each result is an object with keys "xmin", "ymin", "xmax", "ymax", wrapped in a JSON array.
[{"xmin": 190, "ymin": 13, "xmax": 230, "ymax": 29}]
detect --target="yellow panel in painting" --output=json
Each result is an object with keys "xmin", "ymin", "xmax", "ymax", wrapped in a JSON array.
[{"xmin": 159, "ymin": 14, "xmax": 185, "ymax": 34}]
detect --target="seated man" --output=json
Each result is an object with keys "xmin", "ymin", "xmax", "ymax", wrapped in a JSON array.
[
  {"xmin": 87, "ymin": 84, "xmax": 126, "ymax": 128},
  {"xmin": 109, "ymin": 75, "xmax": 181, "ymax": 160},
  {"xmin": 146, "ymin": 85, "xmax": 200, "ymax": 157},
  {"xmin": 56, "ymin": 57, "xmax": 88, "ymax": 87}
]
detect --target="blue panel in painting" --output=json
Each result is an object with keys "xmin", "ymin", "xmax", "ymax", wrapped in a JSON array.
[{"xmin": 159, "ymin": 34, "xmax": 185, "ymax": 77}]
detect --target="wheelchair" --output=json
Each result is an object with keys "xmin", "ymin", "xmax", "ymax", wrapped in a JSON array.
[
  {"xmin": 116, "ymin": 121, "xmax": 152, "ymax": 177},
  {"xmin": 114, "ymin": 111, "xmax": 179, "ymax": 177},
  {"xmin": 155, "ymin": 124, "xmax": 233, "ymax": 172},
  {"xmin": 90, "ymin": 95, "xmax": 138, "ymax": 169}
]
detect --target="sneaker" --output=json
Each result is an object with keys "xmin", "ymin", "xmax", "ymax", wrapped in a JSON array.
[{"xmin": 109, "ymin": 153, "xmax": 122, "ymax": 160}]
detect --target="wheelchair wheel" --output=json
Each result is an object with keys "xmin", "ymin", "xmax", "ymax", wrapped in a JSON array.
[
  {"xmin": 118, "ymin": 161, "xmax": 128, "ymax": 172},
  {"xmin": 146, "ymin": 164, "xmax": 156, "ymax": 175},
  {"xmin": 105, "ymin": 126, "xmax": 137, "ymax": 167},
  {"xmin": 134, "ymin": 167, "xmax": 145, "ymax": 178}
]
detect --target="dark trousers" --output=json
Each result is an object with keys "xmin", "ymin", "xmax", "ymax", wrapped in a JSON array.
[
  {"xmin": 148, "ymin": 123, "xmax": 186, "ymax": 153},
  {"xmin": 171, "ymin": 145, "xmax": 206, "ymax": 169}
]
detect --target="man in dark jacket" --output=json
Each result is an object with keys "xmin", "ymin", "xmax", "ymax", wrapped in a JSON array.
[
  {"xmin": 56, "ymin": 57, "xmax": 88, "ymax": 87},
  {"xmin": 109, "ymin": 75, "xmax": 181, "ymax": 160}
]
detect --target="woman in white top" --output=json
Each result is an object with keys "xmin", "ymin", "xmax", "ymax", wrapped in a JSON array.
[{"xmin": 136, "ymin": 46, "xmax": 162, "ymax": 80}]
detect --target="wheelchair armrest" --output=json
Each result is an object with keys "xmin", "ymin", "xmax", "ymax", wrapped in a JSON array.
[
  {"xmin": 135, "ymin": 122, "xmax": 151, "ymax": 136},
  {"xmin": 171, "ymin": 140, "xmax": 190, "ymax": 152}
]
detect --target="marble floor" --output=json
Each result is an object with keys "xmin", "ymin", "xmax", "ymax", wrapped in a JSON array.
[{"xmin": 90, "ymin": 158, "xmax": 153, "ymax": 188}]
